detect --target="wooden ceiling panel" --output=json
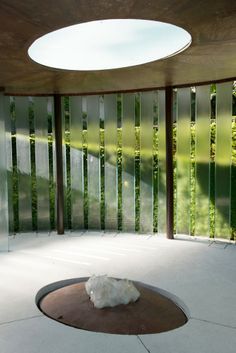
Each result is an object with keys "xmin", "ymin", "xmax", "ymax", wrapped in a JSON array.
[{"xmin": 0, "ymin": 0, "xmax": 235, "ymax": 94}]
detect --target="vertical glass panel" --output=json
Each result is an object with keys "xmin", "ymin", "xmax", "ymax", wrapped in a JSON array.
[
  {"xmin": 231, "ymin": 83, "xmax": 236, "ymax": 240},
  {"xmin": 87, "ymin": 95, "xmax": 100, "ymax": 229},
  {"xmin": 0, "ymin": 95, "xmax": 9, "ymax": 250},
  {"xmin": 215, "ymin": 82, "xmax": 232, "ymax": 239},
  {"xmin": 29, "ymin": 98, "xmax": 37, "ymax": 231},
  {"xmin": 99, "ymin": 96, "xmax": 105, "ymax": 230},
  {"xmin": 47, "ymin": 98, "xmax": 56, "ymax": 231},
  {"xmin": 140, "ymin": 92, "xmax": 153, "ymax": 233},
  {"xmin": 70, "ymin": 96, "xmax": 83, "ymax": 229},
  {"xmin": 158, "ymin": 90, "xmax": 166, "ymax": 234},
  {"xmin": 61, "ymin": 97, "xmax": 67, "ymax": 228},
  {"xmin": 134, "ymin": 93, "xmax": 141, "ymax": 232},
  {"xmin": 82, "ymin": 97, "xmax": 88, "ymax": 228},
  {"xmin": 4, "ymin": 97, "xmax": 13, "ymax": 234},
  {"xmin": 195, "ymin": 86, "xmax": 211, "ymax": 236},
  {"xmin": 176, "ymin": 88, "xmax": 191, "ymax": 235},
  {"xmin": 63, "ymin": 97, "xmax": 71, "ymax": 229},
  {"xmin": 117, "ymin": 95, "xmax": 122, "ymax": 231},
  {"xmin": 153, "ymin": 92, "xmax": 158, "ymax": 233},
  {"xmin": 34, "ymin": 97, "xmax": 50, "ymax": 231},
  {"xmin": 15, "ymin": 97, "xmax": 32, "ymax": 232},
  {"xmin": 104, "ymin": 94, "xmax": 117, "ymax": 230},
  {"xmin": 122, "ymin": 93, "xmax": 135, "ymax": 232}
]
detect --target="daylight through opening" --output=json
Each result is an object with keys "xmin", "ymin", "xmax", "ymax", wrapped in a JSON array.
[{"xmin": 28, "ymin": 19, "xmax": 192, "ymax": 71}]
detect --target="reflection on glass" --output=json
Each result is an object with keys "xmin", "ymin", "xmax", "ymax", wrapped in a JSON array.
[
  {"xmin": 99, "ymin": 96, "xmax": 105, "ymax": 230},
  {"xmin": 0, "ymin": 95, "xmax": 8, "ymax": 250},
  {"xmin": 215, "ymin": 82, "xmax": 232, "ymax": 239},
  {"xmin": 3, "ymin": 85, "xmax": 236, "ymax": 239},
  {"xmin": 15, "ymin": 97, "xmax": 32, "ymax": 231},
  {"xmin": 158, "ymin": 90, "xmax": 166, "ymax": 234},
  {"xmin": 29, "ymin": 98, "xmax": 37, "ymax": 231},
  {"xmin": 104, "ymin": 94, "xmax": 117, "ymax": 230},
  {"xmin": 48, "ymin": 98, "xmax": 56, "ymax": 230},
  {"xmin": 176, "ymin": 88, "xmax": 191, "ymax": 235},
  {"xmin": 195, "ymin": 86, "xmax": 210, "ymax": 236},
  {"xmin": 140, "ymin": 92, "xmax": 153, "ymax": 233},
  {"xmin": 134, "ymin": 93, "xmax": 140, "ymax": 232},
  {"xmin": 87, "ymin": 96, "xmax": 101, "ymax": 229},
  {"xmin": 122, "ymin": 94, "xmax": 135, "ymax": 232},
  {"xmin": 63, "ymin": 97, "xmax": 71, "ymax": 229},
  {"xmin": 4, "ymin": 96, "xmax": 13, "ymax": 233},
  {"xmin": 34, "ymin": 97, "xmax": 50, "ymax": 231},
  {"xmin": 82, "ymin": 97, "xmax": 88, "ymax": 228},
  {"xmin": 70, "ymin": 96, "xmax": 83, "ymax": 229}
]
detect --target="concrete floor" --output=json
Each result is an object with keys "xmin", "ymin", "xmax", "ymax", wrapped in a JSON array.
[{"xmin": 0, "ymin": 232, "xmax": 235, "ymax": 353}]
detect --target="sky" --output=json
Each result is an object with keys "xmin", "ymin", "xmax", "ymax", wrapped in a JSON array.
[{"xmin": 28, "ymin": 19, "xmax": 192, "ymax": 71}]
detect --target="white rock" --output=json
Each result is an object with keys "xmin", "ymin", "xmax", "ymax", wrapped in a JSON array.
[{"xmin": 85, "ymin": 275, "xmax": 140, "ymax": 309}]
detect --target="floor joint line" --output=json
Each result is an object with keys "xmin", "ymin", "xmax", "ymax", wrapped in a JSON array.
[
  {"xmin": 0, "ymin": 314, "xmax": 44, "ymax": 327},
  {"xmin": 137, "ymin": 335, "xmax": 151, "ymax": 353},
  {"xmin": 191, "ymin": 316, "xmax": 236, "ymax": 330}
]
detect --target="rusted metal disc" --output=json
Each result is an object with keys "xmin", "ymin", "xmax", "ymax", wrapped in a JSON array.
[{"xmin": 39, "ymin": 281, "xmax": 188, "ymax": 335}]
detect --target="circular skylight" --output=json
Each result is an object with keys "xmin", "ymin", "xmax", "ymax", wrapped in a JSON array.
[{"xmin": 28, "ymin": 19, "xmax": 192, "ymax": 71}]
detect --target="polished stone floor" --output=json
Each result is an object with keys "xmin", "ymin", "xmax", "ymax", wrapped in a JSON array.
[{"xmin": 0, "ymin": 232, "xmax": 235, "ymax": 353}]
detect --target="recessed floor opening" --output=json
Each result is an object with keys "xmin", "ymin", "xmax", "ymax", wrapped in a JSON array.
[{"xmin": 37, "ymin": 278, "xmax": 188, "ymax": 335}]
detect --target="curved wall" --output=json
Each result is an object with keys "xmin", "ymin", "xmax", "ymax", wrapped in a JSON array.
[
  {"xmin": 0, "ymin": 94, "xmax": 9, "ymax": 250},
  {"xmin": 5, "ymin": 82, "xmax": 236, "ymax": 240}
]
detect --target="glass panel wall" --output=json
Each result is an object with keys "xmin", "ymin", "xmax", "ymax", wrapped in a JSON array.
[
  {"xmin": 70, "ymin": 96, "xmax": 83, "ymax": 229},
  {"xmin": 157, "ymin": 90, "xmax": 166, "ymax": 234},
  {"xmin": 34, "ymin": 97, "xmax": 50, "ymax": 231},
  {"xmin": 15, "ymin": 97, "xmax": 32, "ymax": 231},
  {"xmin": 122, "ymin": 94, "xmax": 135, "ymax": 232},
  {"xmin": 5, "ymin": 84, "xmax": 235, "ymax": 240},
  {"xmin": 0, "ymin": 94, "xmax": 8, "ymax": 250},
  {"xmin": 104, "ymin": 94, "xmax": 117, "ymax": 230},
  {"xmin": 176, "ymin": 88, "xmax": 191, "ymax": 235},
  {"xmin": 140, "ymin": 92, "xmax": 153, "ymax": 233},
  {"xmin": 195, "ymin": 86, "xmax": 211, "ymax": 236},
  {"xmin": 4, "ymin": 96, "xmax": 13, "ymax": 234},
  {"xmin": 87, "ymin": 96, "xmax": 101, "ymax": 229},
  {"xmin": 215, "ymin": 82, "xmax": 232, "ymax": 239}
]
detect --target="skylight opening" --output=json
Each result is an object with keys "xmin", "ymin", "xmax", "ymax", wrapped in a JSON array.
[{"xmin": 28, "ymin": 19, "xmax": 192, "ymax": 71}]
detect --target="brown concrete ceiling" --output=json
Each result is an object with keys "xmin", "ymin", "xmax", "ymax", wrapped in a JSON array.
[{"xmin": 0, "ymin": 0, "xmax": 236, "ymax": 95}]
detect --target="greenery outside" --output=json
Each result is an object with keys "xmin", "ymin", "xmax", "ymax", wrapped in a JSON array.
[{"xmin": 8, "ymin": 86, "xmax": 236, "ymax": 239}]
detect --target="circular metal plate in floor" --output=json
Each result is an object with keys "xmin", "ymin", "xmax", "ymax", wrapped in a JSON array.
[{"xmin": 37, "ymin": 278, "xmax": 188, "ymax": 335}]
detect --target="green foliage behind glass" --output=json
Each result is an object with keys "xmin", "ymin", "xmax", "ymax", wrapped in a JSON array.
[{"xmin": 8, "ymin": 90, "xmax": 236, "ymax": 240}]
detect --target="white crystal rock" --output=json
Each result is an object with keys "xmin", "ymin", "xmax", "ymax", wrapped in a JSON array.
[{"xmin": 85, "ymin": 275, "xmax": 140, "ymax": 309}]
